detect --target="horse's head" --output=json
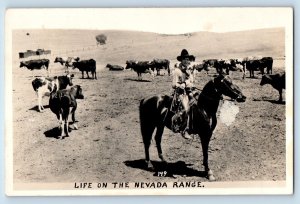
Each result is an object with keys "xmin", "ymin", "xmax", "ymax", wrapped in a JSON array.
[{"xmin": 214, "ymin": 75, "xmax": 246, "ymax": 102}]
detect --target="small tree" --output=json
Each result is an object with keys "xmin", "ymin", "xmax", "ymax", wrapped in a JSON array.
[{"xmin": 96, "ymin": 34, "xmax": 107, "ymax": 46}]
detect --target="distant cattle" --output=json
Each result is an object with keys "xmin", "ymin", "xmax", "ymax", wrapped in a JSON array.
[
  {"xmin": 125, "ymin": 60, "xmax": 154, "ymax": 81},
  {"xmin": 20, "ymin": 59, "xmax": 50, "ymax": 76},
  {"xmin": 224, "ymin": 59, "xmax": 245, "ymax": 76},
  {"xmin": 73, "ymin": 59, "xmax": 97, "ymax": 79},
  {"xmin": 203, "ymin": 59, "xmax": 218, "ymax": 67},
  {"xmin": 54, "ymin": 57, "xmax": 80, "ymax": 73},
  {"xmin": 242, "ymin": 56, "xmax": 273, "ymax": 78},
  {"xmin": 32, "ymin": 74, "xmax": 74, "ymax": 112},
  {"xmin": 192, "ymin": 63, "xmax": 209, "ymax": 73},
  {"xmin": 49, "ymin": 85, "xmax": 84, "ymax": 138},
  {"xmin": 151, "ymin": 59, "xmax": 170, "ymax": 76},
  {"xmin": 260, "ymin": 73, "xmax": 285, "ymax": 102},
  {"xmin": 202, "ymin": 59, "xmax": 222, "ymax": 74},
  {"xmin": 106, "ymin": 64, "xmax": 124, "ymax": 71}
]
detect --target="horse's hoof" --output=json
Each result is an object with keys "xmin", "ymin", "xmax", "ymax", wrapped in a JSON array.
[
  {"xmin": 159, "ymin": 154, "xmax": 167, "ymax": 163},
  {"xmin": 207, "ymin": 170, "xmax": 216, "ymax": 181},
  {"xmin": 146, "ymin": 161, "xmax": 154, "ymax": 170},
  {"xmin": 208, "ymin": 174, "xmax": 216, "ymax": 181},
  {"xmin": 73, "ymin": 124, "xmax": 78, "ymax": 130}
]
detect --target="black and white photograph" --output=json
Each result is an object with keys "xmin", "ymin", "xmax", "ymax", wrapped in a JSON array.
[{"xmin": 5, "ymin": 8, "xmax": 293, "ymax": 195}]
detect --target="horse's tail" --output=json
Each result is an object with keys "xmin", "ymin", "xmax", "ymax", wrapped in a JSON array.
[
  {"xmin": 139, "ymin": 99, "xmax": 147, "ymax": 143},
  {"xmin": 139, "ymin": 98, "xmax": 155, "ymax": 146}
]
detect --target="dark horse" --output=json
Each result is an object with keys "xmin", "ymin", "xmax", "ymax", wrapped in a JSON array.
[{"xmin": 139, "ymin": 75, "xmax": 246, "ymax": 181}]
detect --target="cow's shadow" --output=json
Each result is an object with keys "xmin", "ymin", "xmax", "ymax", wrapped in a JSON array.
[
  {"xmin": 44, "ymin": 127, "xmax": 62, "ymax": 139},
  {"xmin": 124, "ymin": 159, "xmax": 206, "ymax": 178},
  {"xmin": 80, "ymin": 77, "xmax": 97, "ymax": 80},
  {"xmin": 44, "ymin": 126, "xmax": 74, "ymax": 139},
  {"xmin": 123, "ymin": 78, "xmax": 151, "ymax": 82},
  {"xmin": 29, "ymin": 105, "xmax": 49, "ymax": 112}
]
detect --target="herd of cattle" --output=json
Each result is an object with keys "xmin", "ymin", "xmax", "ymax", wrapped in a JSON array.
[{"xmin": 18, "ymin": 54, "xmax": 285, "ymax": 138}]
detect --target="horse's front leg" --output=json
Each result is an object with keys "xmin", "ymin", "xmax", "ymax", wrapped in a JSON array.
[{"xmin": 200, "ymin": 131, "xmax": 216, "ymax": 181}]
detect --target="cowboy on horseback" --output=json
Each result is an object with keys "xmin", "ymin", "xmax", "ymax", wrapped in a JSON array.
[{"xmin": 172, "ymin": 49, "xmax": 197, "ymax": 140}]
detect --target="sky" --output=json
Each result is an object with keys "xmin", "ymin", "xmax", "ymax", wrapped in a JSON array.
[{"xmin": 5, "ymin": 8, "xmax": 292, "ymax": 34}]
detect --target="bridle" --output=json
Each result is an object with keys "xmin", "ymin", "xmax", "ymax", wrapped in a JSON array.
[{"xmin": 215, "ymin": 76, "xmax": 242, "ymax": 101}]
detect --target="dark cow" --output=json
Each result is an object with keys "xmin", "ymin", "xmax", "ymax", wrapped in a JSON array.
[
  {"xmin": 125, "ymin": 60, "xmax": 154, "ymax": 81},
  {"xmin": 54, "ymin": 57, "xmax": 80, "ymax": 73},
  {"xmin": 106, "ymin": 64, "xmax": 124, "ymax": 71},
  {"xmin": 223, "ymin": 59, "xmax": 245, "ymax": 76},
  {"xmin": 202, "ymin": 59, "xmax": 223, "ymax": 74},
  {"xmin": 260, "ymin": 73, "xmax": 285, "ymax": 102},
  {"xmin": 49, "ymin": 85, "xmax": 84, "ymax": 138},
  {"xmin": 32, "ymin": 74, "xmax": 74, "ymax": 112},
  {"xmin": 209, "ymin": 60, "xmax": 226, "ymax": 75},
  {"xmin": 259, "ymin": 57, "xmax": 273, "ymax": 74},
  {"xmin": 242, "ymin": 57, "xmax": 273, "ymax": 78},
  {"xmin": 242, "ymin": 59, "xmax": 262, "ymax": 78},
  {"xmin": 20, "ymin": 59, "xmax": 50, "ymax": 76},
  {"xmin": 203, "ymin": 59, "xmax": 218, "ymax": 67},
  {"xmin": 151, "ymin": 59, "xmax": 170, "ymax": 76},
  {"xmin": 73, "ymin": 59, "xmax": 97, "ymax": 79},
  {"xmin": 192, "ymin": 63, "xmax": 209, "ymax": 73}
]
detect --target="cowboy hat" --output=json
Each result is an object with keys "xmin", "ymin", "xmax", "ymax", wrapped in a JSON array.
[{"xmin": 177, "ymin": 49, "xmax": 195, "ymax": 61}]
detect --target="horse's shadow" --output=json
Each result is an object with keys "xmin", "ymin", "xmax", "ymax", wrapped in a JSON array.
[
  {"xmin": 123, "ymin": 78, "xmax": 151, "ymax": 82},
  {"xmin": 124, "ymin": 159, "xmax": 206, "ymax": 178}
]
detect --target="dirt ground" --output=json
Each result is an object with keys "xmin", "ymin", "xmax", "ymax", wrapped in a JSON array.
[{"xmin": 11, "ymin": 29, "xmax": 286, "ymax": 185}]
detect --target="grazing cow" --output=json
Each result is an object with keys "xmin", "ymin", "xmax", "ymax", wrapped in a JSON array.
[
  {"xmin": 106, "ymin": 64, "xmax": 124, "ymax": 71},
  {"xmin": 125, "ymin": 60, "xmax": 154, "ymax": 81},
  {"xmin": 49, "ymin": 85, "xmax": 84, "ymax": 138},
  {"xmin": 20, "ymin": 59, "xmax": 50, "ymax": 76},
  {"xmin": 32, "ymin": 74, "xmax": 74, "ymax": 112},
  {"xmin": 260, "ymin": 73, "xmax": 285, "ymax": 102},
  {"xmin": 151, "ymin": 59, "xmax": 170, "ymax": 76},
  {"xmin": 73, "ymin": 59, "xmax": 97, "ymax": 79},
  {"xmin": 54, "ymin": 57, "xmax": 80, "ymax": 73}
]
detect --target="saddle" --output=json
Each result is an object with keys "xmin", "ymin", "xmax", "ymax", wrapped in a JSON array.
[
  {"xmin": 169, "ymin": 88, "xmax": 206, "ymax": 134},
  {"xmin": 169, "ymin": 89, "xmax": 193, "ymax": 133}
]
